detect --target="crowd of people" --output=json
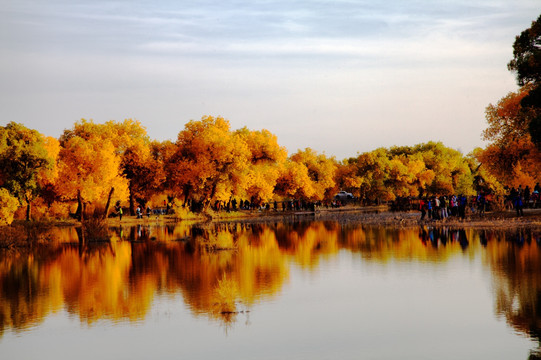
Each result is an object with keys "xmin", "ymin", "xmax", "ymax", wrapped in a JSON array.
[
  {"xmin": 417, "ymin": 182, "xmax": 541, "ymax": 220},
  {"xmin": 419, "ymin": 195, "xmax": 470, "ymax": 221},
  {"xmin": 507, "ymin": 183, "xmax": 540, "ymax": 216},
  {"xmin": 213, "ymin": 198, "xmax": 322, "ymax": 212}
]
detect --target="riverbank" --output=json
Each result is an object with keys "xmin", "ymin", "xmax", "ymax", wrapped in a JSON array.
[{"xmin": 103, "ymin": 205, "xmax": 541, "ymax": 229}]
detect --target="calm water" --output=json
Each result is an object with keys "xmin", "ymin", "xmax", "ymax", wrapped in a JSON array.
[{"xmin": 1, "ymin": 221, "xmax": 541, "ymax": 360}]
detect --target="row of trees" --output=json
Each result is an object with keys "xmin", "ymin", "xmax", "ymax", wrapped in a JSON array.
[
  {"xmin": 0, "ymin": 116, "xmax": 503, "ymax": 224},
  {"xmin": 1, "ymin": 14, "xmax": 540, "ymax": 224}
]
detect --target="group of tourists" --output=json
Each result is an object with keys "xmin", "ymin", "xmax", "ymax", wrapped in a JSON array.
[
  {"xmin": 418, "ymin": 182, "xmax": 541, "ymax": 220},
  {"xmin": 419, "ymin": 194, "xmax": 469, "ymax": 221},
  {"xmin": 212, "ymin": 198, "xmax": 322, "ymax": 212},
  {"xmin": 508, "ymin": 183, "xmax": 541, "ymax": 216},
  {"xmin": 135, "ymin": 206, "xmax": 153, "ymax": 219}
]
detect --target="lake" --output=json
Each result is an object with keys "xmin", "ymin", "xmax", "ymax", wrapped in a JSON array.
[{"xmin": 1, "ymin": 221, "xmax": 540, "ymax": 359}]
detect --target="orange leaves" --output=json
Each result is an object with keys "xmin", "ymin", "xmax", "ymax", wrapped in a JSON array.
[
  {"xmin": 477, "ymin": 87, "xmax": 541, "ymax": 187},
  {"xmin": 482, "ymin": 86, "xmax": 532, "ymax": 144}
]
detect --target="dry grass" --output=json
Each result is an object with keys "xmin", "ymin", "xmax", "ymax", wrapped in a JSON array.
[{"xmin": 81, "ymin": 216, "xmax": 110, "ymax": 242}]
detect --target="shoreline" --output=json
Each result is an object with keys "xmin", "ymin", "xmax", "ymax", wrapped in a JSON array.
[
  {"xmin": 101, "ymin": 206, "xmax": 541, "ymax": 230},
  {"xmin": 8, "ymin": 206, "xmax": 541, "ymax": 230}
]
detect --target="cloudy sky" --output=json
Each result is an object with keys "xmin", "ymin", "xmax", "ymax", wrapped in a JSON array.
[{"xmin": 1, "ymin": 0, "xmax": 540, "ymax": 159}]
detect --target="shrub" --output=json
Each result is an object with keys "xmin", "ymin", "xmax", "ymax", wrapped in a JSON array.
[
  {"xmin": 80, "ymin": 208, "xmax": 110, "ymax": 242},
  {"xmin": 81, "ymin": 217, "xmax": 110, "ymax": 242}
]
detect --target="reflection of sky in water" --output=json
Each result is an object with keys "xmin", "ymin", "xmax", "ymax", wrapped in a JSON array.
[{"xmin": 0, "ymin": 223, "xmax": 539, "ymax": 359}]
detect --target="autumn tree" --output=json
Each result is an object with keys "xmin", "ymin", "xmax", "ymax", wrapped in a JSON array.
[
  {"xmin": 336, "ymin": 142, "xmax": 475, "ymax": 203},
  {"xmin": 0, "ymin": 122, "xmax": 55, "ymax": 220},
  {"xmin": 334, "ymin": 159, "xmax": 363, "ymax": 198},
  {"xmin": 100, "ymin": 120, "xmax": 165, "ymax": 212},
  {"xmin": 57, "ymin": 120, "xmax": 129, "ymax": 220},
  {"xmin": 121, "ymin": 142, "xmax": 165, "ymax": 214},
  {"xmin": 283, "ymin": 148, "xmax": 337, "ymax": 201},
  {"xmin": 166, "ymin": 116, "xmax": 250, "ymax": 209},
  {"xmin": 274, "ymin": 160, "xmax": 315, "ymax": 200},
  {"xmin": 396, "ymin": 143, "xmax": 473, "ymax": 196},
  {"xmin": 235, "ymin": 127, "xmax": 288, "ymax": 206},
  {"xmin": 353, "ymin": 148, "xmax": 393, "ymax": 203},
  {"xmin": 57, "ymin": 119, "xmax": 165, "ymax": 218},
  {"xmin": 508, "ymin": 13, "xmax": 541, "ymax": 148},
  {"xmin": 477, "ymin": 88, "xmax": 541, "ymax": 188}
]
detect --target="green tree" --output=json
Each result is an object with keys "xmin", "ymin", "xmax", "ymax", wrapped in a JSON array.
[{"xmin": 0, "ymin": 122, "xmax": 54, "ymax": 220}]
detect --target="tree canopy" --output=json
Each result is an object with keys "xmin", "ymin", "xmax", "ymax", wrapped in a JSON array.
[
  {"xmin": 508, "ymin": 14, "xmax": 541, "ymax": 148},
  {"xmin": 0, "ymin": 122, "xmax": 55, "ymax": 220},
  {"xmin": 476, "ymin": 87, "xmax": 541, "ymax": 188}
]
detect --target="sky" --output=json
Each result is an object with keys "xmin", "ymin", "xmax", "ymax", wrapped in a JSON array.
[{"xmin": 1, "ymin": 0, "xmax": 540, "ymax": 160}]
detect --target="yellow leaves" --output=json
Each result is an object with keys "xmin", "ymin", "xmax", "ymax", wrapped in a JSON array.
[
  {"xmin": 236, "ymin": 127, "xmax": 288, "ymax": 165},
  {"xmin": 37, "ymin": 136, "xmax": 60, "ymax": 186},
  {"xmin": 288, "ymin": 148, "xmax": 337, "ymax": 201},
  {"xmin": 275, "ymin": 160, "xmax": 315, "ymax": 199},
  {"xmin": 0, "ymin": 188, "xmax": 19, "ymax": 225},
  {"xmin": 212, "ymin": 274, "xmax": 239, "ymax": 315},
  {"xmin": 243, "ymin": 164, "xmax": 280, "ymax": 204},
  {"xmin": 57, "ymin": 123, "xmax": 129, "ymax": 207},
  {"xmin": 340, "ymin": 142, "xmax": 479, "ymax": 200}
]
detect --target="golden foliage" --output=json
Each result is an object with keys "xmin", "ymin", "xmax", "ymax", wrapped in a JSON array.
[
  {"xmin": 0, "ymin": 188, "xmax": 19, "ymax": 225},
  {"xmin": 166, "ymin": 116, "xmax": 250, "ymax": 204},
  {"xmin": 57, "ymin": 120, "xmax": 130, "ymax": 210}
]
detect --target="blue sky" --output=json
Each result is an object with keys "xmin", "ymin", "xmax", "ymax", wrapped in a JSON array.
[{"xmin": 1, "ymin": 0, "xmax": 540, "ymax": 159}]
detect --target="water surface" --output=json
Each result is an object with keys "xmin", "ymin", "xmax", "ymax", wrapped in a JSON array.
[{"xmin": 0, "ymin": 222, "xmax": 540, "ymax": 359}]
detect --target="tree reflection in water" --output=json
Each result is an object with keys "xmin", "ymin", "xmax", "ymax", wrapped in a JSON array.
[
  {"xmin": 0, "ymin": 221, "xmax": 540, "ymax": 358},
  {"xmin": 485, "ymin": 228, "xmax": 541, "ymax": 359}
]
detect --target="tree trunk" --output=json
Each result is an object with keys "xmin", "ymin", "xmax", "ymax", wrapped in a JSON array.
[
  {"xmin": 129, "ymin": 190, "xmax": 135, "ymax": 216},
  {"xmin": 77, "ymin": 190, "xmax": 84, "ymax": 222},
  {"xmin": 26, "ymin": 196, "xmax": 31, "ymax": 221},
  {"xmin": 103, "ymin": 187, "xmax": 115, "ymax": 220},
  {"xmin": 206, "ymin": 182, "xmax": 218, "ymax": 210}
]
